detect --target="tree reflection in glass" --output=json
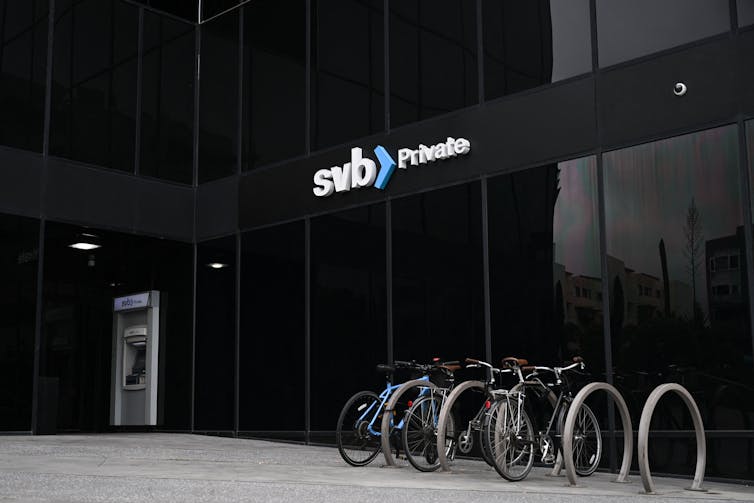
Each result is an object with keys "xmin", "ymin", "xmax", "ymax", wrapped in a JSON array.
[{"xmin": 604, "ymin": 125, "xmax": 752, "ymax": 445}]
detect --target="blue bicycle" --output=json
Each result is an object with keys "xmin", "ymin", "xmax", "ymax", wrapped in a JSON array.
[{"xmin": 336, "ymin": 360, "xmax": 452, "ymax": 466}]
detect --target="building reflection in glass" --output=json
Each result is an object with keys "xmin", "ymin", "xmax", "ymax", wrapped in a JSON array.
[
  {"xmin": 489, "ymin": 157, "xmax": 604, "ymax": 382},
  {"xmin": 603, "ymin": 125, "xmax": 752, "ymax": 460},
  {"xmin": 552, "ymin": 157, "xmax": 604, "ymax": 376}
]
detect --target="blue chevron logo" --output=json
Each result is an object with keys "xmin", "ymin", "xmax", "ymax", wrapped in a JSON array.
[{"xmin": 373, "ymin": 146, "xmax": 396, "ymax": 190}]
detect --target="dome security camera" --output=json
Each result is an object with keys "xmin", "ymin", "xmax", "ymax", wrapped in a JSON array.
[{"xmin": 673, "ymin": 82, "xmax": 687, "ymax": 96}]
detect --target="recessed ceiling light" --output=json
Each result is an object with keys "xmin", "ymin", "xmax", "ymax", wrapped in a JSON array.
[
  {"xmin": 207, "ymin": 262, "xmax": 229, "ymax": 269},
  {"xmin": 69, "ymin": 242, "xmax": 101, "ymax": 250}
]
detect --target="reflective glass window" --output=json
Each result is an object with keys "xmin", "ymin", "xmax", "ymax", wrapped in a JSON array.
[
  {"xmin": 312, "ymin": 0, "xmax": 384, "ymax": 151},
  {"xmin": 487, "ymin": 158, "xmax": 609, "ymax": 465},
  {"xmin": 239, "ymin": 222, "xmax": 305, "ymax": 438},
  {"xmin": 488, "ymin": 159, "xmax": 604, "ymax": 376},
  {"xmin": 242, "ymin": 0, "xmax": 306, "ymax": 171},
  {"xmin": 596, "ymin": 0, "xmax": 731, "ymax": 67},
  {"xmin": 136, "ymin": 1, "xmax": 198, "ymax": 22},
  {"xmin": 140, "ymin": 11, "xmax": 195, "ymax": 184},
  {"xmin": 201, "ymin": 0, "xmax": 242, "ymax": 21},
  {"xmin": 740, "ymin": 0, "xmax": 754, "ymax": 27},
  {"xmin": 604, "ymin": 125, "xmax": 750, "ymax": 439},
  {"xmin": 198, "ymin": 9, "xmax": 239, "ymax": 182},
  {"xmin": 50, "ymin": 0, "xmax": 138, "ymax": 172},
  {"xmin": 0, "ymin": 213, "xmax": 39, "ymax": 431},
  {"xmin": 389, "ymin": 0, "xmax": 477, "ymax": 129},
  {"xmin": 0, "ymin": 0, "xmax": 48, "ymax": 152},
  {"xmin": 310, "ymin": 205, "xmax": 386, "ymax": 439},
  {"xmin": 40, "ymin": 222, "xmax": 193, "ymax": 431},
  {"xmin": 483, "ymin": 0, "xmax": 592, "ymax": 101},
  {"xmin": 195, "ymin": 236, "xmax": 236, "ymax": 431},
  {"xmin": 392, "ymin": 183, "xmax": 484, "ymax": 362}
]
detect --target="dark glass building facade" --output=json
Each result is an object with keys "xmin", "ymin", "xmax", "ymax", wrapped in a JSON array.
[{"xmin": 1, "ymin": 0, "xmax": 753, "ymax": 482}]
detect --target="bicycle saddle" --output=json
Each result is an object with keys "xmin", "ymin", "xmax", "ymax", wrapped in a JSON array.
[
  {"xmin": 501, "ymin": 356, "xmax": 529, "ymax": 368},
  {"xmin": 376, "ymin": 363, "xmax": 395, "ymax": 374}
]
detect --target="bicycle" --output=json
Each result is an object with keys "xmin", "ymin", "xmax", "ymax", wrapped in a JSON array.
[
  {"xmin": 400, "ymin": 362, "xmax": 460, "ymax": 471},
  {"xmin": 484, "ymin": 356, "xmax": 602, "ymax": 481},
  {"xmin": 431, "ymin": 357, "xmax": 514, "ymax": 471},
  {"xmin": 336, "ymin": 359, "xmax": 458, "ymax": 467}
]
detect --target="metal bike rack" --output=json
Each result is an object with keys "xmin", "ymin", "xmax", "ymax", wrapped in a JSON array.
[
  {"xmin": 637, "ymin": 383, "xmax": 706, "ymax": 494},
  {"xmin": 380, "ymin": 379, "xmax": 438, "ymax": 467},
  {"xmin": 562, "ymin": 382, "xmax": 633, "ymax": 486},
  {"xmin": 436, "ymin": 380, "xmax": 485, "ymax": 472},
  {"xmin": 436, "ymin": 381, "xmax": 560, "ymax": 474}
]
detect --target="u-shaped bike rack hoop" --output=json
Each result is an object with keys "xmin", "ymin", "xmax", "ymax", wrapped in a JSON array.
[
  {"xmin": 562, "ymin": 382, "xmax": 633, "ymax": 486},
  {"xmin": 436, "ymin": 380, "xmax": 485, "ymax": 471},
  {"xmin": 638, "ymin": 383, "xmax": 706, "ymax": 494},
  {"xmin": 380, "ymin": 379, "xmax": 438, "ymax": 467}
]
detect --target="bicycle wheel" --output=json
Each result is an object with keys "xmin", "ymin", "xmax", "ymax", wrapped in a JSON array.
[
  {"xmin": 336, "ymin": 390, "xmax": 382, "ymax": 466},
  {"xmin": 558, "ymin": 402, "xmax": 602, "ymax": 476},
  {"xmin": 477, "ymin": 396, "xmax": 495, "ymax": 467},
  {"xmin": 402, "ymin": 395, "xmax": 454, "ymax": 472},
  {"xmin": 486, "ymin": 396, "xmax": 535, "ymax": 481}
]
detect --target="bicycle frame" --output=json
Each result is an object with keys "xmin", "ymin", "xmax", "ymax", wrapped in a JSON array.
[
  {"xmin": 517, "ymin": 376, "xmax": 574, "ymax": 463},
  {"xmin": 358, "ymin": 375, "xmax": 433, "ymax": 437}
]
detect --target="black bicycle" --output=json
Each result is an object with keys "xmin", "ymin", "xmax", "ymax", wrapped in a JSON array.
[{"xmin": 483, "ymin": 356, "xmax": 602, "ymax": 481}]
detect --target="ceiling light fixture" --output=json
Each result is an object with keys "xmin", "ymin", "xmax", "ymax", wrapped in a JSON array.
[
  {"xmin": 207, "ymin": 262, "xmax": 229, "ymax": 269},
  {"xmin": 69, "ymin": 232, "xmax": 102, "ymax": 250},
  {"xmin": 69, "ymin": 242, "xmax": 101, "ymax": 250}
]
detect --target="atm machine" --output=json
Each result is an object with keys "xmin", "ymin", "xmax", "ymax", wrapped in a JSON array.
[{"xmin": 110, "ymin": 291, "xmax": 160, "ymax": 426}]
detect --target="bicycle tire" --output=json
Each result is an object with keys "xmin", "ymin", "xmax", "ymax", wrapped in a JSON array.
[
  {"xmin": 380, "ymin": 379, "xmax": 438, "ymax": 467},
  {"xmin": 486, "ymin": 396, "xmax": 535, "ymax": 481},
  {"xmin": 478, "ymin": 408, "xmax": 495, "ymax": 467},
  {"xmin": 336, "ymin": 390, "xmax": 382, "ymax": 467},
  {"xmin": 557, "ymin": 401, "xmax": 602, "ymax": 476},
  {"xmin": 402, "ymin": 394, "xmax": 454, "ymax": 472}
]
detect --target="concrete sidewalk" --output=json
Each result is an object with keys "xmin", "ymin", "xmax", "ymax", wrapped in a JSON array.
[{"xmin": 0, "ymin": 433, "xmax": 751, "ymax": 502}]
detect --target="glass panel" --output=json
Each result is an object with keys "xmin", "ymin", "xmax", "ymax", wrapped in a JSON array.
[
  {"xmin": 596, "ymin": 0, "xmax": 730, "ymax": 67},
  {"xmin": 310, "ymin": 205, "xmax": 386, "ymax": 437},
  {"xmin": 483, "ymin": 0, "xmax": 592, "ymax": 102},
  {"xmin": 40, "ymin": 222, "xmax": 193, "ymax": 431},
  {"xmin": 195, "ymin": 236, "xmax": 236, "ymax": 431},
  {"xmin": 202, "ymin": 0, "xmax": 242, "ymax": 21},
  {"xmin": 740, "ymin": 0, "xmax": 754, "ymax": 27},
  {"xmin": 311, "ymin": 0, "xmax": 384, "ymax": 151},
  {"xmin": 239, "ymin": 222, "xmax": 305, "ymax": 435},
  {"xmin": 0, "ymin": 0, "xmax": 48, "ymax": 152},
  {"xmin": 135, "ymin": 1, "xmax": 198, "ymax": 22},
  {"xmin": 488, "ymin": 159, "xmax": 604, "ymax": 376},
  {"xmin": 198, "ymin": 9, "xmax": 239, "ymax": 182},
  {"xmin": 140, "ymin": 11, "xmax": 195, "ymax": 184},
  {"xmin": 0, "ymin": 213, "xmax": 39, "ymax": 431},
  {"xmin": 604, "ymin": 125, "xmax": 752, "ymax": 430},
  {"xmin": 50, "ymin": 0, "xmax": 138, "ymax": 172},
  {"xmin": 242, "ymin": 0, "xmax": 306, "ymax": 171},
  {"xmin": 389, "ymin": 0, "xmax": 477, "ymax": 129},
  {"xmin": 392, "ymin": 183, "xmax": 484, "ymax": 362}
]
